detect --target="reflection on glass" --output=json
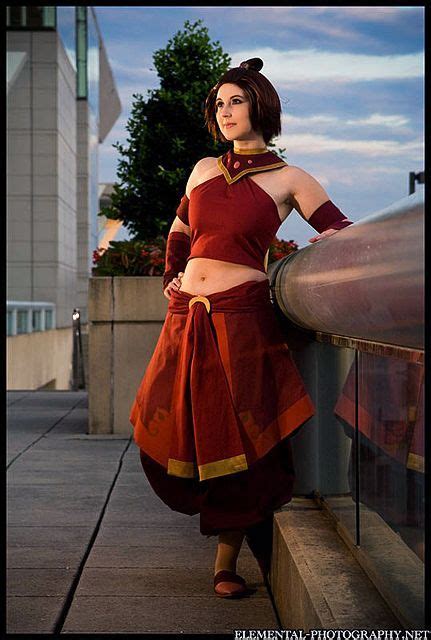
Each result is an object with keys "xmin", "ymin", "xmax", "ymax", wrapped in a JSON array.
[
  {"xmin": 89, "ymin": 111, "xmax": 100, "ymax": 265},
  {"xmin": 42, "ymin": 7, "xmax": 55, "ymax": 28},
  {"xmin": 87, "ymin": 8, "xmax": 100, "ymax": 121},
  {"xmin": 334, "ymin": 350, "xmax": 424, "ymax": 625},
  {"xmin": 318, "ymin": 345, "xmax": 357, "ymax": 540},
  {"xmin": 56, "ymin": 7, "xmax": 76, "ymax": 70},
  {"xmin": 76, "ymin": 7, "xmax": 87, "ymax": 99}
]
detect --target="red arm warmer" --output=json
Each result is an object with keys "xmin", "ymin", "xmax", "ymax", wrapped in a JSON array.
[
  {"xmin": 176, "ymin": 194, "xmax": 190, "ymax": 225},
  {"xmin": 163, "ymin": 231, "xmax": 190, "ymax": 291},
  {"xmin": 308, "ymin": 200, "xmax": 353, "ymax": 233}
]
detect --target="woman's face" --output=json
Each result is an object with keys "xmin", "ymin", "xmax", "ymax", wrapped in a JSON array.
[{"xmin": 215, "ymin": 83, "xmax": 254, "ymax": 141}]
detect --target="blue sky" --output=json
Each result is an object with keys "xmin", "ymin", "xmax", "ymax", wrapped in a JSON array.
[{"xmin": 94, "ymin": 6, "xmax": 424, "ymax": 248}]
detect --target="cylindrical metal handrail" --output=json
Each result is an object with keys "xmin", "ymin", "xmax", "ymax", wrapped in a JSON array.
[{"xmin": 269, "ymin": 191, "xmax": 424, "ymax": 350}]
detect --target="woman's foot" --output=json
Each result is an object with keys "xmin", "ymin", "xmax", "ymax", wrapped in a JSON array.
[
  {"xmin": 213, "ymin": 530, "xmax": 250, "ymax": 596},
  {"xmin": 214, "ymin": 570, "xmax": 248, "ymax": 598}
]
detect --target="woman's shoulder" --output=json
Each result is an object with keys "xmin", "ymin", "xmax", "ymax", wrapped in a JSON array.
[
  {"xmin": 271, "ymin": 164, "xmax": 320, "ymax": 191},
  {"xmin": 193, "ymin": 156, "xmax": 219, "ymax": 173},
  {"xmin": 186, "ymin": 157, "xmax": 219, "ymax": 196}
]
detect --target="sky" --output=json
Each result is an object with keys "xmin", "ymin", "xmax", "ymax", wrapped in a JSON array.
[{"xmin": 94, "ymin": 5, "xmax": 424, "ymax": 248}]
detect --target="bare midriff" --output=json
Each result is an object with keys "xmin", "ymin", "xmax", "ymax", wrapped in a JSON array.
[{"xmin": 179, "ymin": 257, "xmax": 268, "ymax": 296}]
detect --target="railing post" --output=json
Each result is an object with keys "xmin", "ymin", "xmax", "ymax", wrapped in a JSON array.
[{"xmin": 71, "ymin": 308, "xmax": 86, "ymax": 391}]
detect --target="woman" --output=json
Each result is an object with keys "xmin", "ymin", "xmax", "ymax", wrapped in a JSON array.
[{"xmin": 129, "ymin": 58, "xmax": 353, "ymax": 598}]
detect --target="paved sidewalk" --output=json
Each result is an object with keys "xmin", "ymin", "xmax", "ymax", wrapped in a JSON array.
[{"xmin": 7, "ymin": 391, "xmax": 280, "ymax": 634}]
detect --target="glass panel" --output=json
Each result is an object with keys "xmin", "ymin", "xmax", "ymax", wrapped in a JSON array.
[
  {"xmin": 56, "ymin": 7, "xmax": 76, "ymax": 71},
  {"xmin": 89, "ymin": 111, "xmax": 99, "ymax": 270},
  {"xmin": 76, "ymin": 7, "xmax": 87, "ymax": 98},
  {"xmin": 8, "ymin": 7, "xmax": 24, "ymax": 27},
  {"xmin": 7, "ymin": 311, "xmax": 14, "ymax": 336},
  {"xmin": 32, "ymin": 309, "xmax": 42, "ymax": 331},
  {"xmin": 26, "ymin": 6, "xmax": 44, "ymax": 28},
  {"xmin": 45, "ymin": 309, "xmax": 53, "ymax": 330},
  {"xmin": 358, "ymin": 351, "xmax": 424, "ymax": 626},
  {"xmin": 42, "ymin": 6, "xmax": 56, "ymax": 28},
  {"xmin": 87, "ymin": 8, "xmax": 100, "ymax": 121},
  {"xmin": 320, "ymin": 343, "xmax": 358, "ymax": 543},
  {"xmin": 17, "ymin": 310, "xmax": 28, "ymax": 334}
]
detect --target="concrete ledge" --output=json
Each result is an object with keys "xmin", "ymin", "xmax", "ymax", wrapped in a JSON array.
[
  {"xmin": 271, "ymin": 498, "xmax": 400, "ymax": 630},
  {"xmin": 7, "ymin": 328, "xmax": 73, "ymax": 390},
  {"xmin": 88, "ymin": 276, "xmax": 168, "ymax": 434}
]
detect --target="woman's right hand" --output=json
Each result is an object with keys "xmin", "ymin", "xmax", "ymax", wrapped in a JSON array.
[{"xmin": 163, "ymin": 272, "xmax": 184, "ymax": 299}]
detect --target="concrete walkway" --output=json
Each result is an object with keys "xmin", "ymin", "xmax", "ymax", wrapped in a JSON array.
[{"xmin": 7, "ymin": 391, "xmax": 280, "ymax": 634}]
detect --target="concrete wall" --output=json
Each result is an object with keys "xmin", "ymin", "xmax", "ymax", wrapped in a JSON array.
[
  {"xmin": 7, "ymin": 327, "xmax": 73, "ymax": 390},
  {"xmin": 88, "ymin": 276, "xmax": 168, "ymax": 434},
  {"xmin": 7, "ymin": 30, "xmax": 78, "ymax": 328},
  {"xmin": 76, "ymin": 101, "xmax": 92, "ymax": 324}
]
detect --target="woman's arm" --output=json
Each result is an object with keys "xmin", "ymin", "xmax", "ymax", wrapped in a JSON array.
[
  {"xmin": 285, "ymin": 166, "xmax": 353, "ymax": 243},
  {"xmin": 163, "ymin": 157, "xmax": 215, "ymax": 298}
]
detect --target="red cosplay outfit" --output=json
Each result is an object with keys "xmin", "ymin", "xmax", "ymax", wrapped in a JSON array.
[{"xmin": 130, "ymin": 148, "xmax": 350, "ymax": 535}]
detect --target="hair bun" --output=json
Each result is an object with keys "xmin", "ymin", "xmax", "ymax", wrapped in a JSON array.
[{"xmin": 239, "ymin": 58, "xmax": 263, "ymax": 72}]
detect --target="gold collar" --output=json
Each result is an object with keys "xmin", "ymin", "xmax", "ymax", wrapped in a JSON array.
[{"xmin": 233, "ymin": 146, "xmax": 268, "ymax": 155}]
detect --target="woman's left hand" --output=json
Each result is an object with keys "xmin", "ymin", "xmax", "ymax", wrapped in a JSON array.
[{"xmin": 308, "ymin": 228, "xmax": 340, "ymax": 243}]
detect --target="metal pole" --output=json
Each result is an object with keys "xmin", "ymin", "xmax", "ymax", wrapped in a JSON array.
[
  {"xmin": 71, "ymin": 309, "xmax": 80, "ymax": 391},
  {"xmin": 409, "ymin": 171, "xmax": 416, "ymax": 195},
  {"xmin": 77, "ymin": 313, "xmax": 86, "ymax": 389}
]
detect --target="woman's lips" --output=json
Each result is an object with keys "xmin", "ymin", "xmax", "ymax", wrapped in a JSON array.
[{"xmin": 224, "ymin": 123, "xmax": 236, "ymax": 128}]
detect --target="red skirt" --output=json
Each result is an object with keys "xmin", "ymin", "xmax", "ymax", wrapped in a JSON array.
[{"xmin": 129, "ymin": 278, "xmax": 315, "ymax": 534}]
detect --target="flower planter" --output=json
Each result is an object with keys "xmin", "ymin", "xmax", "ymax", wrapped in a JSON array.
[{"xmin": 88, "ymin": 276, "xmax": 168, "ymax": 434}]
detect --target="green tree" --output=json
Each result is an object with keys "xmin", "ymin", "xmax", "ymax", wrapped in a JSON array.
[{"xmin": 101, "ymin": 20, "xmax": 231, "ymax": 240}]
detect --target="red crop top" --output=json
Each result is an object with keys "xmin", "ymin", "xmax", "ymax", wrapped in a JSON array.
[{"xmin": 175, "ymin": 149, "xmax": 287, "ymax": 273}]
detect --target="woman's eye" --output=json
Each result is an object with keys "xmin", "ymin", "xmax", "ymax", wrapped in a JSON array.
[{"xmin": 216, "ymin": 99, "xmax": 242, "ymax": 111}]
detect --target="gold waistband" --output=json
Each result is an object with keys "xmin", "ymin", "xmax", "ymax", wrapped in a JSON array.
[{"xmin": 188, "ymin": 295, "xmax": 211, "ymax": 313}]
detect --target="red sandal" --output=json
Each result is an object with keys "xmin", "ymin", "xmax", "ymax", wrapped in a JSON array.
[{"xmin": 213, "ymin": 570, "xmax": 249, "ymax": 598}]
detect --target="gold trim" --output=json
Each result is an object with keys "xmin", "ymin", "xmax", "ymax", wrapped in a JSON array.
[
  {"xmin": 217, "ymin": 156, "xmax": 287, "ymax": 184},
  {"xmin": 406, "ymin": 452, "xmax": 424, "ymax": 473},
  {"xmin": 198, "ymin": 453, "xmax": 248, "ymax": 481},
  {"xmin": 167, "ymin": 458, "xmax": 197, "ymax": 478},
  {"xmin": 189, "ymin": 295, "xmax": 211, "ymax": 313},
  {"xmin": 233, "ymin": 146, "xmax": 268, "ymax": 155}
]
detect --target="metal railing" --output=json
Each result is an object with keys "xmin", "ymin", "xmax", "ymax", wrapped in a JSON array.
[
  {"xmin": 268, "ymin": 189, "xmax": 426, "ymax": 628},
  {"xmin": 270, "ymin": 190, "xmax": 424, "ymax": 351}
]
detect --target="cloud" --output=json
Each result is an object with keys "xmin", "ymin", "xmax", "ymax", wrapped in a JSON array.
[
  {"xmin": 278, "ymin": 132, "xmax": 424, "ymax": 159},
  {"xmin": 231, "ymin": 47, "xmax": 424, "ymax": 85},
  {"xmin": 281, "ymin": 112, "xmax": 412, "ymax": 131},
  {"xmin": 329, "ymin": 6, "xmax": 423, "ymax": 22},
  {"xmin": 210, "ymin": 7, "xmax": 364, "ymax": 41},
  {"xmin": 345, "ymin": 113, "xmax": 410, "ymax": 128},
  {"xmin": 109, "ymin": 59, "xmax": 158, "ymax": 82}
]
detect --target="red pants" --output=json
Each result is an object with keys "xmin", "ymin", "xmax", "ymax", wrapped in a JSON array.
[{"xmin": 130, "ymin": 279, "xmax": 314, "ymax": 534}]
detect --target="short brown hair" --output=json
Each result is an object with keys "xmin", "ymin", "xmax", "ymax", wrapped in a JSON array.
[{"xmin": 204, "ymin": 58, "xmax": 282, "ymax": 145}]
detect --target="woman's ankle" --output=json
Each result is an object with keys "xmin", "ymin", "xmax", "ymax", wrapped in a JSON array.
[{"xmin": 214, "ymin": 530, "xmax": 244, "ymax": 575}]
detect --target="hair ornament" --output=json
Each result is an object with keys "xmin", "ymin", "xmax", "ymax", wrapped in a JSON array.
[{"xmin": 239, "ymin": 58, "xmax": 264, "ymax": 72}]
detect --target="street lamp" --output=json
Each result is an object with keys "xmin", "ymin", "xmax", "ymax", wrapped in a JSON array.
[
  {"xmin": 409, "ymin": 171, "xmax": 425, "ymax": 195},
  {"xmin": 71, "ymin": 308, "xmax": 86, "ymax": 390}
]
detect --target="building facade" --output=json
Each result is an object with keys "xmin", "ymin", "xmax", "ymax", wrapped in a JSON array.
[{"xmin": 7, "ymin": 6, "xmax": 121, "ymax": 388}]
